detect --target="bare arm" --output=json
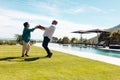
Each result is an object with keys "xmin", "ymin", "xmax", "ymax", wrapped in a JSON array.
[
  {"xmin": 36, "ymin": 25, "xmax": 54, "ymax": 31},
  {"xmin": 36, "ymin": 25, "xmax": 46, "ymax": 30},
  {"xmin": 40, "ymin": 25, "xmax": 46, "ymax": 30}
]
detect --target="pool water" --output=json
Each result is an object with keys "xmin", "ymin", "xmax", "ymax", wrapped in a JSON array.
[
  {"xmin": 73, "ymin": 46, "xmax": 120, "ymax": 58},
  {"xmin": 36, "ymin": 43, "xmax": 120, "ymax": 58}
]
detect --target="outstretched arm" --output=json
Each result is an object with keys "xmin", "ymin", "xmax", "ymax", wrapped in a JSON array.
[
  {"xmin": 26, "ymin": 28, "xmax": 35, "ymax": 32},
  {"xmin": 37, "ymin": 25, "xmax": 45, "ymax": 30}
]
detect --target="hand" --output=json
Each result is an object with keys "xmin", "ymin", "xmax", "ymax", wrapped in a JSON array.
[
  {"xmin": 35, "ymin": 25, "xmax": 41, "ymax": 28},
  {"xmin": 35, "ymin": 25, "xmax": 45, "ymax": 30},
  {"xmin": 38, "ymin": 25, "xmax": 45, "ymax": 30}
]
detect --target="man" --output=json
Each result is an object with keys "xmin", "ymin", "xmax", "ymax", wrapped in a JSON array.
[
  {"xmin": 39, "ymin": 20, "xmax": 58, "ymax": 58},
  {"xmin": 22, "ymin": 22, "xmax": 38, "ymax": 57}
]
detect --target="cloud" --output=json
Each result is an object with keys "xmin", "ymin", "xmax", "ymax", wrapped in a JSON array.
[
  {"xmin": 109, "ymin": 9, "xmax": 116, "ymax": 12},
  {"xmin": 0, "ymin": 8, "xmax": 53, "ymax": 21},
  {"xmin": 27, "ymin": 1, "xmax": 60, "ymax": 17},
  {"xmin": 55, "ymin": 20, "xmax": 98, "ymax": 39},
  {"xmin": 0, "ymin": 8, "xmax": 52, "ymax": 39},
  {"xmin": 40, "ymin": 4, "xmax": 59, "ymax": 14},
  {"xmin": 89, "ymin": 6, "xmax": 103, "ymax": 12},
  {"xmin": 0, "ymin": 8, "xmax": 99, "ymax": 39},
  {"xmin": 68, "ymin": 6, "xmax": 105, "ymax": 14},
  {"xmin": 26, "ymin": 1, "xmax": 106, "ymax": 16},
  {"xmin": 73, "ymin": 8, "xmax": 85, "ymax": 13}
]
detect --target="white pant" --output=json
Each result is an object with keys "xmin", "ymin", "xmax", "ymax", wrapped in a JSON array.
[{"xmin": 22, "ymin": 41, "xmax": 30, "ymax": 55}]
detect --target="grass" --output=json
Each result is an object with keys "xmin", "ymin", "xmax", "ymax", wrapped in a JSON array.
[{"xmin": 0, "ymin": 45, "xmax": 120, "ymax": 80}]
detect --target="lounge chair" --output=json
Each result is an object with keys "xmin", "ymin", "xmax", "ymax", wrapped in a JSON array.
[{"xmin": 109, "ymin": 45, "xmax": 120, "ymax": 49}]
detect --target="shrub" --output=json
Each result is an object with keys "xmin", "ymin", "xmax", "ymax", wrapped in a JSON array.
[{"xmin": 0, "ymin": 40, "xmax": 17, "ymax": 45}]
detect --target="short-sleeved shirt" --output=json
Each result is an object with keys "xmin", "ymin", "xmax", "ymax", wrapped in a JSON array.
[
  {"xmin": 43, "ymin": 25, "xmax": 55, "ymax": 39},
  {"xmin": 22, "ymin": 27, "xmax": 35, "ymax": 42}
]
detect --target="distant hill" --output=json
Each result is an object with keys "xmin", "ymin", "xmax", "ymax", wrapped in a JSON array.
[
  {"xmin": 107, "ymin": 24, "xmax": 120, "ymax": 32},
  {"xmin": 90, "ymin": 24, "xmax": 120, "ymax": 43}
]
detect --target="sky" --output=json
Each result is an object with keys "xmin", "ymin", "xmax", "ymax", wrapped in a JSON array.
[{"xmin": 0, "ymin": 0, "xmax": 120, "ymax": 40}]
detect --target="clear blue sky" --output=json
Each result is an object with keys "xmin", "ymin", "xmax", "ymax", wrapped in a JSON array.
[{"xmin": 0, "ymin": 0, "xmax": 120, "ymax": 39}]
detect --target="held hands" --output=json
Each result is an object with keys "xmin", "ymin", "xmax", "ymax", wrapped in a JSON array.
[
  {"xmin": 35, "ymin": 25, "xmax": 45, "ymax": 30},
  {"xmin": 35, "ymin": 25, "xmax": 40, "ymax": 28}
]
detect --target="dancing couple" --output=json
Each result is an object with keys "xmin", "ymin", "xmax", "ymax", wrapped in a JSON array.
[{"xmin": 21, "ymin": 20, "xmax": 58, "ymax": 58}]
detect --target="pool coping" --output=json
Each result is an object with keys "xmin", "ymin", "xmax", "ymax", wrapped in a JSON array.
[{"xmin": 34, "ymin": 44, "xmax": 120, "ymax": 66}]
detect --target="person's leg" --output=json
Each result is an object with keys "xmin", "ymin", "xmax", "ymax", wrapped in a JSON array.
[
  {"xmin": 25, "ymin": 42, "xmax": 30, "ymax": 56},
  {"xmin": 42, "ymin": 37, "xmax": 51, "ymax": 57},
  {"xmin": 22, "ymin": 41, "xmax": 27, "ymax": 57}
]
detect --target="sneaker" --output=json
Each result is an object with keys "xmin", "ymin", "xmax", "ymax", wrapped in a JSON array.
[
  {"xmin": 21, "ymin": 55, "xmax": 24, "ymax": 57},
  {"xmin": 45, "ymin": 55, "xmax": 49, "ymax": 57},
  {"xmin": 25, "ymin": 54, "xmax": 29, "ymax": 57},
  {"xmin": 49, "ymin": 53, "xmax": 53, "ymax": 58},
  {"xmin": 45, "ymin": 53, "xmax": 53, "ymax": 58}
]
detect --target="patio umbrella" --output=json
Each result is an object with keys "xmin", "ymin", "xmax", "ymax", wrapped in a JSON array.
[
  {"xmin": 86, "ymin": 29, "xmax": 109, "ymax": 43},
  {"xmin": 86, "ymin": 29, "xmax": 108, "ymax": 33},
  {"xmin": 71, "ymin": 30, "xmax": 88, "ymax": 33},
  {"xmin": 71, "ymin": 30, "xmax": 89, "ymax": 43},
  {"xmin": 72, "ymin": 29, "xmax": 109, "ymax": 44}
]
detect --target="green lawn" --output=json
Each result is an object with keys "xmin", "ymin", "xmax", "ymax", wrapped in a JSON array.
[{"xmin": 0, "ymin": 45, "xmax": 120, "ymax": 80}]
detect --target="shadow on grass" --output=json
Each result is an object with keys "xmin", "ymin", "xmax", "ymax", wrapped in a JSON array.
[
  {"xmin": 0, "ymin": 57, "xmax": 19, "ymax": 61},
  {"xmin": 0, "ymin": 56, "xmax": 47, "ymax": 62},
  {"xmin": 24, "ymin": 56, "xmax": 47, "ymax": 62}
]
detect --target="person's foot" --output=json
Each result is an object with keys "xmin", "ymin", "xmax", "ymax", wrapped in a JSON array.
[
  {"xmin": 48, "ymin": 53, "xmax": 53, "ymax": 58},
  {"xmin": 45, "ymin": 55, "xmax": 49, "ymax": 57},
  {"xmin": 45, "ymin": 53, "xmax": 53, "ymax": 58},
  {"xmin": 25, "ymin": 54, "xmax": 29, "ymax": 57},
  {"xmin": 21, "ymin": 55, "xmax": 24, "ymax": 57}
]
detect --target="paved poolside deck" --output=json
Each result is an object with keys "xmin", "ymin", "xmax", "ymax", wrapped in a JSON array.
[{"xmin": 34, "ymin": 44, "xmax": 120, "ymax": 66}]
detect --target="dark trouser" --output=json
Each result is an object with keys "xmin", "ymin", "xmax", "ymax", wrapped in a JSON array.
[{"xmin": 42, "ymin": 37, "xmax": 51, "ymax": 56}]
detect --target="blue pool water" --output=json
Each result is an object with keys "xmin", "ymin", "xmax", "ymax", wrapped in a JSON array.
[{"xmin": 36, "ymin": 43, "xmax": 120, "ymax": 58}]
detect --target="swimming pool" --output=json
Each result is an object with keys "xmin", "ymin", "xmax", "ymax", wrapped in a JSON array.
[{"xmin": 36, "ymin": 43, "xmax": 120, "ymax": 58}]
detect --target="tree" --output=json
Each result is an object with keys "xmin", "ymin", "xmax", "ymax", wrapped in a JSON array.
[
  {"xmin": 51, "ymin": 37, "xmax": 58, "ymax": 43},
  {"xmin": 62, "ymin": 37, "xmax": 70, "ymax": 44},
  {"xmin": 98, "ymin": 32, "xmax": 110, "ymax": 46},
  {"xmin": 15, "ymin": 34, "xmax": 36, "ymax": 45},
  {"xmin": 15, "ymin": 34, "xmax": 23, "ymax": 45},
  {"xmin": 109, "ymin": 30, "xmax": 120, "ymax": 45},
  {"xmin": 57, "ymin": 38, "xmax": 62, "ymax": 43},
  {"xmin": 98, "ymin": 30, "xmax": 120, "ymax": 45},
  {"xmin": 70, "ymin": 37, "xmax": 78, "ymax": 44}
]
